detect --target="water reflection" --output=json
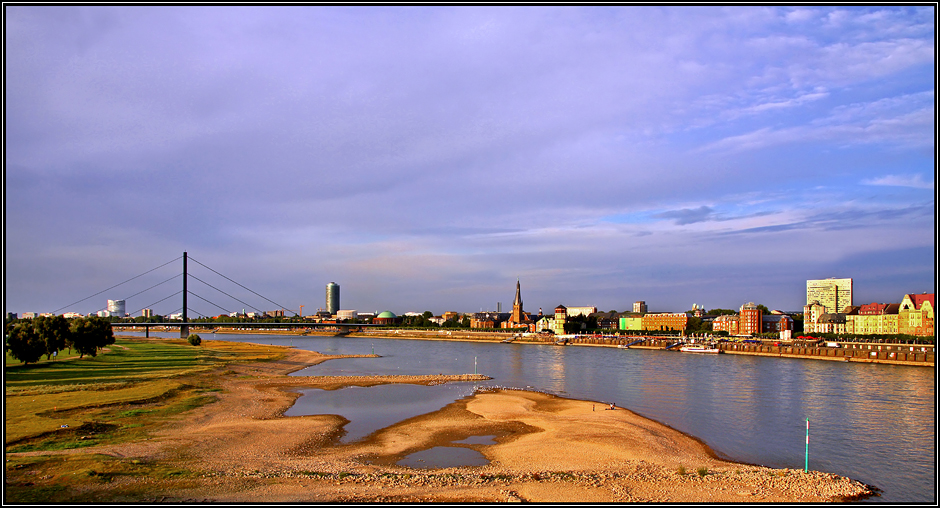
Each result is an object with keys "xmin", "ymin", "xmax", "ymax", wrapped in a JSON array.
[{"xmin": 285, "ymin": 383, "xmax": 476, "ymax": 443}]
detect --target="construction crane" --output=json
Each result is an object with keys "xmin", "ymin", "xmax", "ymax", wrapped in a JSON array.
[{"xmin": 299, "ymin": 305, "xmax": 304, "ymax": 318}]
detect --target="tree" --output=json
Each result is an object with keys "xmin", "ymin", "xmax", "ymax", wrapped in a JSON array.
[
  {"xmin": 422, "ymin": 311, "xmax": 433, "ymax": 319},
  {"xmin": 188, "ymin": 333, "xmax": 202, "ymax": 346},
  {"xmin": 33, "ymin": 315, "xmax": 71, "ymax": 360},
  {"xmin": 69, "ymin": 316, "xmax": 115, "ymax": 358},
  {"xmin": 756, "ymin": 304, "xmax": 771, "ymax": 315},
  {"xmin": 6, "ymin": 322, "xmax": 46, "ymax": 364}
]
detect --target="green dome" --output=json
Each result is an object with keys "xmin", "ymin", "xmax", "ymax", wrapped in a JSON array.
[{"xmin": 376, "ymin": 311, "xmax": 397, "ymax": 319}]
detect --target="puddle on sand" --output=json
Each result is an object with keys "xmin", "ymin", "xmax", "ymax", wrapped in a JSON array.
[
  {"xmin": 397, "ymin": 446, "xmax": 490, "ymax": 469},
  {"xmin": 284, "ymin": 383, "xmax": 476, "ymax": 443},
  {"xmin": 452, "ymin": 435, "xmax": 497, "ymax": 445}
]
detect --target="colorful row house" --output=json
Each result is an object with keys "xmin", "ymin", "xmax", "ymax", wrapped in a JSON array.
[{"xmin": 808, "ymin": 293, "xmax": 934, "ymax": 337}]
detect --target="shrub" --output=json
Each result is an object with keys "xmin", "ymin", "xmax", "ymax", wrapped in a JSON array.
[
  {"xmin": 696, "ymin": 467, "xmax": 708, "ymax": 477},
  {"xmin": 187, "ymin": 334, "xmax": 202, "ymax": 346},
  {"xmin": 677, "ymin": 465, "xmax": 686, "ymax": 475}
]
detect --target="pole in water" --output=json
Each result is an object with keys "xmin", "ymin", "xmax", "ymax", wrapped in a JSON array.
[
  {"xmin": 474, "ymin": 356, "xmax": 477, "ymax": 375},
  {"xmin": 372, "ymin": 343, "xmax": 374, "ymax": 355},
  {"xmin": 804, "ymin": 418, "xmax": 810, "ymax": 472}
]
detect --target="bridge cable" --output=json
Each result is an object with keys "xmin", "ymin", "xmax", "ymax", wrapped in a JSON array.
[
  {"xmin": 120, "ymin": 274, "xmax": 181, "ymax": 304},
  {"xmin": 130, "ymin": 290, "xmax": 183, "ymax": 317},
  {"xmin": 187, "ymin": 291, "xmax": 232, "ymax": 316},
  {"xmin": 52, "ymin": 256, "xmax": 183, "ymax": 313},
  {"xmin": 187, "ymin": 273, "xmax": 265, "ymax": 315},
  {"xmin": 187, "ymin": 256, "xmax": 297, "ymax": 316}
]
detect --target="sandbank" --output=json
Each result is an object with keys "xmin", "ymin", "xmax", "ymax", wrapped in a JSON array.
[{"xmin": 8, "ymin": 342, "xmax": 873, "ymax": 502}]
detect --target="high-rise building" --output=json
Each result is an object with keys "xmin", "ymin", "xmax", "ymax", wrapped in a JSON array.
[
  {"xmin": 634, "ymin": 301, "xmax": 647, "ymax": 314},
  {"xmin": 107, "ymin": 299, "xmax": 126, "ymax": 318},
  {"xmin": 806, "ymin": 278, "xmax": 853, "ymax": 313},
  {"xmin": 325, "ymin": 282, "xmax": 340, "ymax": 315}
]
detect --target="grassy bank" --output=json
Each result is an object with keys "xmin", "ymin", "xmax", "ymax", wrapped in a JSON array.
[{"xmin": 4, "ymin": 337, "xmax": 284, "ymax": 447}]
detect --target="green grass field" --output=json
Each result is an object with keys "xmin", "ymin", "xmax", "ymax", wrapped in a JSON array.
[
  {"xmin": 4, "ymin": 337, "xmax": 289, "ymax": 502},
  {"xmin": 5, "ymin": 337, "xmax": 284, "ymax": 443}
]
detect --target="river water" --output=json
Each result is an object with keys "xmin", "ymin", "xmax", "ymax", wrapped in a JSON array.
[{"xmin": 127, "ymin": 332, "xmax": 935, "ymax": 502}]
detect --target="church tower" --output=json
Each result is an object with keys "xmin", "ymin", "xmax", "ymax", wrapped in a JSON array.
[{"xmin": 511, "ymin": 279, "xmax": 524, "ymax": 324}]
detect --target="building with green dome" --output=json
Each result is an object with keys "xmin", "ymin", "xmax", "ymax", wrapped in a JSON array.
[{"xmin": 373, "ymin": 311, "xmax": 400, "ymax": 326}]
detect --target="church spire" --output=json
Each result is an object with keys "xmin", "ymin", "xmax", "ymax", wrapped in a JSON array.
[{"xmin": 513, "ymin": 279, "xmax": 522, "ymax": 308}]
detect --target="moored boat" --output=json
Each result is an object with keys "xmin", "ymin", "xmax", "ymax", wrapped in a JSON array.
[{"xmin": 679, "ymin": 345, "xmax": 722, "ymax": 354}]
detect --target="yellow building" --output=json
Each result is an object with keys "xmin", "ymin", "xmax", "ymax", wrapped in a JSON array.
[
  {"xmin": 846, "ymin": 303, "xmax": 899, "ymax": 335},
  {"xmin": 898, "ymin": 293, "xmax": 935, "ymax": 337},
  {"xmin": 641, "ymin": 313, "xmax": 689, "ymax": 332},
  {"xmin": 553, "ymin": 305, "xmax": 568, "ymax": 335}
]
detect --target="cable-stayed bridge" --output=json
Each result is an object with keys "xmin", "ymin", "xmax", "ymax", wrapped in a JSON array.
[{"xmin": 53, "ymin": 252, "xmax": 376, "ymax": 338}]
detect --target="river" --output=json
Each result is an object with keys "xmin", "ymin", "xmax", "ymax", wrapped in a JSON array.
[{"xmin": 126, "ymin": 332, "xmax": 936, "ymax": 503}]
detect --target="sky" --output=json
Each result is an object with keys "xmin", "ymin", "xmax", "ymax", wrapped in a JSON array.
[{"xmin": 4, "ymin": 6, "xmax": 936, "ymax": 318}]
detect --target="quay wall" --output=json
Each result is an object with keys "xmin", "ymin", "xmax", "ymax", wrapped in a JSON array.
[{"xmin": 567, "ymin": 336, "xmax": 934, "ymax": 367}]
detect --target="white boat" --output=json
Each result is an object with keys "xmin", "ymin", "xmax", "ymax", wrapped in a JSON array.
[{"xmin": 679, "ymin": 345, "xmax": 721, "ymax": 354}]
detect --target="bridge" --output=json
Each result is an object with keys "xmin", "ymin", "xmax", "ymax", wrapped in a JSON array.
[
  {"xmin": 54, "ymin": 252, "xmax": 358, "ymax": 338},
  {"xmin": 114, "ymin": 320, "xmax": 382, "ymax": 338}
]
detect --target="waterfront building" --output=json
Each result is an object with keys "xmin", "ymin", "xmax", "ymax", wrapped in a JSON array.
[
  {"xmin": 590, "ymin": 311, "xmax": 619, "ymax": 330},
  {"xmin": 565, "ymin": 306, "xmax": 597, "ymax": 318},
  {"xmin": 20, "ymin": 312, "xmax": 37, "ymax": 319},
  {"xmin": 501, "ymin": 280, "xmax": 536, "ymax": 331},
  {"xmin": 618, "ymin": 316, "xmax": 643, "ymax": 331},
  {"xmin": 712, "ymin": 314, "xmax": 740, "ymax": 334},
  {"xmin": 641, "ymin": 312, "xmax": 689, "ymax": 332},
  {"xmin": 633, "ymin": 301, "xmax": 647, "ymax": 314},
  {"xmin": 142, "ymin": 308, "xmax": 153, "ymax": 318},
  {"xmin": 847, "ymin": 303, "xmax": 900, "ymax": 335},
  {"xmin": 536, "ymin": 315, "xmax": 554, "ymax": 333},
  {"xmin": 739, "ymin": 302, "xmax": 762, "ymax": 335},
  {"xmin": 107, "ymin": 299, "xmax": 126, "ymax": 318},
  {"xmin": 802, "ymin": 301, "xmax": 828, "ymax": 334},
  {"xmin": 373, "ymin": 311, "xmax": 400, "ymax": 325},
  {"xmin": 326, "ymin": 282, "xmax": 340, "ymax": 315},
  {"xmin": 553, "ymin": 305, "xmax": 568, "ymax": 335},
  {"xmin": 761, "ymin": 314, "xmax": 793, "ymax": 333},
  {"xmin": 337, "ymin": 310, "xmax": 358, "ymax": 320},
  {"xmin": 443, "ymin": 311, "xmax": 460, "ymax": 321},
  {"xmin": 806, "ymin": 278, "xmax": 853, "ymax": 313},
  {"xmin": 62, "ymin": 312, "xmax": 83, "ymax": 319},
  {"xmin": 815, "ymin": 313, "xmax": 847, "ymax": 334},
  {"xmin": 898, "ymin": 293, "xmax": 935, "ymax": 337},
  {"xmin": 471, "ymin": 311, "xmax": 509, "ymax": 329}
]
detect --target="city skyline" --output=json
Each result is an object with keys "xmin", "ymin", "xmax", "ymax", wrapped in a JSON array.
[{"xmin": 5, "ymin": 6, "xmax": 935, "ymax": 316}]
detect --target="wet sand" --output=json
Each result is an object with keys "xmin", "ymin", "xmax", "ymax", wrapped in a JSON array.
[{"xmin": 17, "ymin": 342, "xmax": 873, "ymax": 502}]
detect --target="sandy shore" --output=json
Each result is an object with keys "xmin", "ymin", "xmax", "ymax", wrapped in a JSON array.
[{"xmin": 15, "ymin": 343, "xmax": 873, "ymax": 502}]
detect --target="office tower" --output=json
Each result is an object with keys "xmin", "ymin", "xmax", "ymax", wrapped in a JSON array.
[
  {"xmin": 326, "ymin": 282, "xmax": 340, "ymax": 315},
  {"xmin": 806, "ymin": 278, "xmax": 853, "ymax": 313}
]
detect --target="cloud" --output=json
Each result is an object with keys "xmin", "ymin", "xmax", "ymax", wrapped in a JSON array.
[
  {"xmin": 3, "ymin": 6, "xmax": 935, "ymax": 315},
  {"xmin": 862, "ymin": 174, "xmax": 935, "ymax": 190},
  {"xmin": 653, "ymin": 206, "xmax": 715, "ymax": 225}
]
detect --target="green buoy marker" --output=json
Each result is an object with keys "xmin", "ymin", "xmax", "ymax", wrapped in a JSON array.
[{"xmin": 805, "ymin": 418, "xmax": 810, "ymax": 472}]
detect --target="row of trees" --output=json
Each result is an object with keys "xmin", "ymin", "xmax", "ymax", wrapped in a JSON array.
[{"xmin": 5, "ymin": 316, "xmax": 115, "ymax": 365}]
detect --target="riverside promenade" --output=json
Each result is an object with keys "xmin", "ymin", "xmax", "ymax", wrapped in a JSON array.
[{"xmin": 163, "ymin": 327, "xmax": 934, "ymax": 368}]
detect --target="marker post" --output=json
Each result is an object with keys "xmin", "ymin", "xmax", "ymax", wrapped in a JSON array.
[{"xmin": 804, "ymin": 418, "xmax": 810, "ymax": 472}]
